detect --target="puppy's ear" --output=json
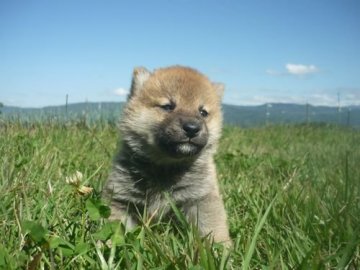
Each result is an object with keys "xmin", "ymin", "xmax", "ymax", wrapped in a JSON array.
[
  {"xmin": 129, "ymin": 67, "xmax": 151, "ymax": 98},
  {"xmin": 213, "ymin": 83, "xmax": 225, "ymax": 100}
]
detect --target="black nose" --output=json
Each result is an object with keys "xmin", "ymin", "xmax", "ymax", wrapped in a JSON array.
[{"xmin": 183, "ymin": 122, "xmax": 201, "ymax": 138}]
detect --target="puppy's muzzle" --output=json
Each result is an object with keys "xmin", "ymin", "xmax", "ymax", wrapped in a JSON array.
[{"xmin": 155, "ymin": 115, "xmax": 208, "ymax": 158}]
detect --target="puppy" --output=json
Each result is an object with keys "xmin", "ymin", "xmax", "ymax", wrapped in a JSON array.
[{"xmin": 103, "ymin": 66, "xmax": 231, "ymax": 245}]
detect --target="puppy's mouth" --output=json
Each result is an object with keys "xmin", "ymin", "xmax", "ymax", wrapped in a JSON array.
[
  {"xmin": 159, "ymin": 139, "xmax": 206, "ymax": 158},
  {"xmin": 174, "ymin": 140, "xmax": 204, "ymax": 156}
]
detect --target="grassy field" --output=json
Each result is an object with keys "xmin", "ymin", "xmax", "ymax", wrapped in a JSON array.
[{"xmin": 0, "ymin": 121, "xmax": 359, "ymax": 269}]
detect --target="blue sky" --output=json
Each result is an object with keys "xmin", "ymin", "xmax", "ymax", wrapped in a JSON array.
[{"xmin": 1, "ymin": 0, "xmax": 359, "ymax": 107}]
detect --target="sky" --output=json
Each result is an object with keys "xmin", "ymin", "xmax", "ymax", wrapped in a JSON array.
[{"xmin": 1, "ymin": 0, "xmax": 360, "ymax": 108}]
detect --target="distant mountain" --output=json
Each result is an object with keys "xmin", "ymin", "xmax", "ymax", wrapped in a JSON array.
[
  {"xmin": 223, "ymin": 103, "xmax": 360, "ymax": 127},
  {"xmin": 1, "ymin": 102, "xmax": 359, "ymax": 128},
  {"xmin": 1, "ymin": 102, "xmax": 124, "ymax": 123}
]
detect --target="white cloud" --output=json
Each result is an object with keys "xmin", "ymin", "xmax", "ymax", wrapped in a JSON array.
[
  {"xmin": 224, "ymin": 94, "xmax": 306, "ymax": 106},
  {"xmin": 113, "ymin": 88, "xmax": 128, "ymax": 96},
  {"xmin": 267, "ymin": 63, "xmax": 320, "ymax": 77},
  {"xmin": 285, "ymin": 64, "xmax": 319, "ymax": 75},
  {"xmin": 240, "ymin": 95, "xmax": 308, "ymax": 105},
  {"xmin": 309, "ymin": 94, "xmax": 336, "ymax": 106}
]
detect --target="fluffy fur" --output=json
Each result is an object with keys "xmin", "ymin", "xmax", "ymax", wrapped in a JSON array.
[{"xmin": 103, "ymin": 66, "xmax": 231, "ymax": 245}]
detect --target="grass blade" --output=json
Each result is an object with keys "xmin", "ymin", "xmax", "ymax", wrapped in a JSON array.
[{"xmin": 242, "ymin": 195, "xmax": 277, "ymax": 269}]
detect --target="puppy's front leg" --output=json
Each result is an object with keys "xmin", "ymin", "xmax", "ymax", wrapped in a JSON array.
[
  {"xmin": 184, "ymin": 192, "xmax": 232, "ymax": 246},
  {"xmin": 108, "ymin": 201, "xmax": 137, "ymax": 231}
]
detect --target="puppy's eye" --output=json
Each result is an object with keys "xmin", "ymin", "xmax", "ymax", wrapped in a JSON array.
[
  {"xmin": 199, "ymin": 108, "xmax": 209, "ymax": 117},
  {"xmin": 160, "ymin": 102, "xmax": 176, "ymax": 112}
]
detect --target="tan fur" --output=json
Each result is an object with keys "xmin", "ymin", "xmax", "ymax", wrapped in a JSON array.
[{"xmin": 103, "ymin": 66, "xmax": 231, "ymax": 246}]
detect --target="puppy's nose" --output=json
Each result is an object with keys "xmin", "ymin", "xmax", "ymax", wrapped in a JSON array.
[{"xmin": 183, "ymin": 122, "xmax": 201, "ymax": 138}]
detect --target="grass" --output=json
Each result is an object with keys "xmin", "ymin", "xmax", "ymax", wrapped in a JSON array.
[{"xmin": 0, "ymin": 120, "xmax": 359, "ymax": 269}]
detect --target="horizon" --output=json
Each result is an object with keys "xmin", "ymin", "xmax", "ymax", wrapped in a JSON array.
[
  {"xmin": 1, "ymin": 1, "xmax": 360, "ymax": 107},
  {"xmin": 2, "ymin": 100, "xmax": 359, "ymax": 110}
]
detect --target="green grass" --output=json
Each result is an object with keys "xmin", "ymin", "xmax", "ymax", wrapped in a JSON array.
[{"xmin": 0, "ymin": 121, "xmax": 359, "ymax": 269}]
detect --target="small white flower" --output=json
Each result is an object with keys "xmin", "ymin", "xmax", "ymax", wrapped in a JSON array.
[
  {"xmin": 65, "ymin": 171, "xmax": 93, "ymax": 195},
  {"xmin": 78, "ymin": 185, "xmax": 93, "ymax": 195},
  {"xmin": 65, "ymin": 171, "xmax": 83, "ymax": 186}
]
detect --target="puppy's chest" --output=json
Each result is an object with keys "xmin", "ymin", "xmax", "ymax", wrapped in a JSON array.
[
  {"xmin": 132, "ymin": 170, "xmax": 210, "ymax": 206},
  {"xmin": 134, "ymin": 176, "xmax": 210, "ymax": 219}
]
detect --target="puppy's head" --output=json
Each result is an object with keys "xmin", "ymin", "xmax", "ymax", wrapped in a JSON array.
[{"xmin": 121, "ymin": 66, "xmax": 224, "ymax": 164}]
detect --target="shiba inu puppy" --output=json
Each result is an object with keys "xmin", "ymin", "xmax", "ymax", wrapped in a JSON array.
[{"xmin": 103, "ymin": 66, "xmax": 231, "ymax": 245}]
